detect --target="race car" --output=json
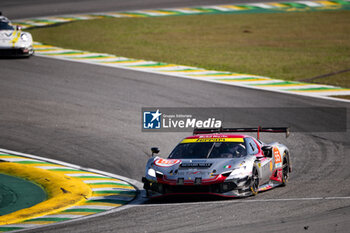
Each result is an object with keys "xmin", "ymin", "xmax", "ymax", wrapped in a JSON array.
[
  {"xmin": 0, "ymin": 13, "xmax": 34, "ymax": 57},
  {"xmin": 142, "ymin": 127, "xmax": 292, "ymax": 198}
]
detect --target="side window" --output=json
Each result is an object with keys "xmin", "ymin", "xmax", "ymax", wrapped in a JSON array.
[{"xmin": 245, "ymin": 138, "xmax": 259, "ymax": 155}]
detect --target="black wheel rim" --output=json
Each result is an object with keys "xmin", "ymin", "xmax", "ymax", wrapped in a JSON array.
[
  {"xmin": 252, "ymin": 168, "xmax": 259, "ymax": 193},
  {"xmin": 282, "ymin": 159, "xmax": 289, "ymax": 182}
]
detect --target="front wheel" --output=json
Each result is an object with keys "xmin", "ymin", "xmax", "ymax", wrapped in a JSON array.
[
  {"xmin": 250, "ymin": 166, "xmax": 259, "ymax": 196},
  {"xmin": 281, "ymin": 155, "xmax": 289, "ymax": 186}
]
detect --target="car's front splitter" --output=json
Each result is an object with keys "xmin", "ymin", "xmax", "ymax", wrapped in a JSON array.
[
  {"xmin": 0, "ymin": 46, "xmax": 34, "ymax": 57},
  {"xmin": 143, "ymin": 177, "xmax": 253, "ymax": 198}
]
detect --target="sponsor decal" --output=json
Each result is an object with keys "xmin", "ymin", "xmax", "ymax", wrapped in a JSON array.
[
  {"xmin": 196, "ymin": 138, "xmax": 225, "ymax": 142},
  {"xmin": 275, "ymin": 163, "xmax": 282, "ymax": 168},
  {"xmin": 154, "ymin": 158, "xmax": 181, "ymax": 167},
  {"xmin": 273, "ymin": 147, "xmax": 282, "ymax": 168},
  {"xmin": 181, "ymin": 138, "xmax": 244, "ymax": 143},
  {"xmin": 180, "ymin": 163, "xmax": 212, "ymax": 168}
]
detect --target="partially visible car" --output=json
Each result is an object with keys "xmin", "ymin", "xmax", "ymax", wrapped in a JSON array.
[{"xmin": 0, "ymin": 13, "xmax": 34, "ymax": 57}]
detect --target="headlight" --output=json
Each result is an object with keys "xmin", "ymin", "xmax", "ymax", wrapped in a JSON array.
[
  {"xmin": 147, "ymin": 168, "xmax": 156, "ymax": 177},
  {"xmin": 20, "ymin": 34, "xmax": 29, "ymax": 42}
]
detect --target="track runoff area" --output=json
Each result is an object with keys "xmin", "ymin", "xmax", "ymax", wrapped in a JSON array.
[{"xmin": 15, "ymin": 0, "xmax": 350, "ymax": 102}]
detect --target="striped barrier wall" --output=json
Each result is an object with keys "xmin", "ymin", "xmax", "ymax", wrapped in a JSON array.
[
  {"xmin": 0, "ymin": 150, "xmax": 138, "ymax": 232},
  {"xmin": 13, "ymin": 1, "xmax": 350, "ymax": 29}
]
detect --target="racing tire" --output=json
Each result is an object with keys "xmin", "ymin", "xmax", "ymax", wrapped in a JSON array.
[
  {"xmin": 281, "ymin": 155, "xmax": 289, "ymax": 186},
  {"xmin": 250, "ymin": 166, "xmax": 259, "ymax": 196}
]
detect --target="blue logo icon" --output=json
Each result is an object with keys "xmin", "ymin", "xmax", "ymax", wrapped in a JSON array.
[{"xmin": 143, "ymin": 109, "xmax": 162, "ymax": 129}]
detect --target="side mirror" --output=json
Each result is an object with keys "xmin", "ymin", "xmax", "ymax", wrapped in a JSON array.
[
  {"xmin": 151, "ymin": 147, "xmax": 160, "ymax": 156},
  {"xmin": 261, "ymin": 146, "xmax": 273, "ymax": 158}
]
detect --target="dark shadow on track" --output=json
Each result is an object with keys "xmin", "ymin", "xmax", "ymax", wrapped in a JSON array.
[
  {"xmin": 144, "ymin": 194, "xmax": 248, "ymax": 205},
  {"xmin": 0, "ymin": 56, "xmax": 30, "ymax": 59}
]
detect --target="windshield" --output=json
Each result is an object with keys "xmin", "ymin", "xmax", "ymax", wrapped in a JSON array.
[
  {"xmin": 0, "ymin": 21, "xmax": 14, "ymax": 30},
  {"xmin": 168, "ymin": 142, "xmax": 247, "ymax": 159}
]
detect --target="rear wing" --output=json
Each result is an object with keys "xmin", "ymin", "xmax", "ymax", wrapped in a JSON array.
[{"xmin": 193, "ymin": 127, "xmax": 290, "ymax": 140}]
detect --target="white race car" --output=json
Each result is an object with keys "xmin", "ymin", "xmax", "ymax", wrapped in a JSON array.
[{"xmin": 0, "ymin": 13, "xmax": 34, "ymax": 57}]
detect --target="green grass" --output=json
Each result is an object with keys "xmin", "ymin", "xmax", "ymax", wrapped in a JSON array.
[{"xmin": 29, "ymin": 10, "xmax": 350, "ymax": 87}]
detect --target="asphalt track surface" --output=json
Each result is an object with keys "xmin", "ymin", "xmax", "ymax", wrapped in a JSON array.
[{"xmin": 0, "ymin": 0, "xmax": 350, "ymax": 232}]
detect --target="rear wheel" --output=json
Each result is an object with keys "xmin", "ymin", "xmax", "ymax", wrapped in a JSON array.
[
  {"xmin": 250, "ymin": 166, "xmax": 259, "ymax": 196},
  {"xmin": 281, "ymin": 155, "xmax": 289, "ymax": 186}
]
